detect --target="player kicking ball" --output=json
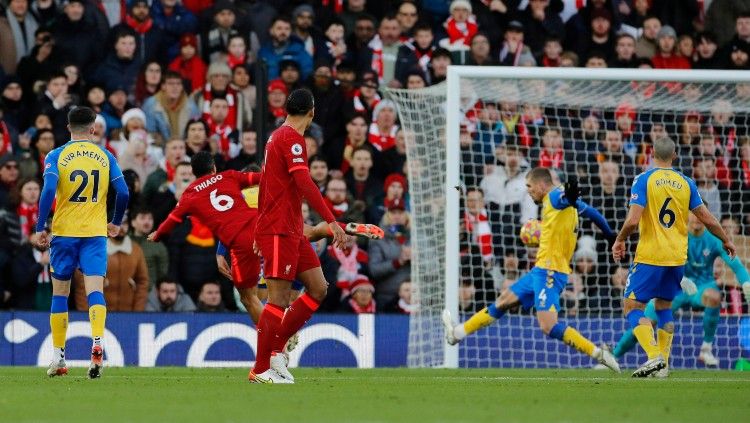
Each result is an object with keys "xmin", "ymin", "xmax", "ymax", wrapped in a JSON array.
[
  {"xmin": 612, "ymin": 137, "xmax": 735, "ymax": 377},
  {"xmin": 443, "ymin": 167, "xmax": 621, "ymax": 373},
  {"xmin": 609, "ymin": 211, "xmax": 748, "ymax": 375},
  {"xmin": 33, "ymin": 107, "xmax": 129, "ymax": 379},
  {"xmin": 249, "ymin": 89, "xmax": 348, "ymax": 384}
]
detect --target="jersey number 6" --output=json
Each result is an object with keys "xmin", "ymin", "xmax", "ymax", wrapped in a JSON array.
[
  {"xmin": 69, "ymin": 169, "xmax": 100, "ymax": 203},
  {"xmin": 210, "ymin": 189, "xmax": 234, "ymax": 212},
  {"xmin": 659, "ymin": 197, "xmax": 675, "ymax": 228}
]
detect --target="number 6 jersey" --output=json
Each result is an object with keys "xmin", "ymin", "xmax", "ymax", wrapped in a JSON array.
[
  {"xmin": 154, "ymin": 170, "xmax": 261, "ymax": 249},
  {"xmin": 629, "ymin": 167, "xmax": 703, "ymax": 266},
  {"xmin": 44, "ymin": 140, "xmax": 124, "ymax": 237}
]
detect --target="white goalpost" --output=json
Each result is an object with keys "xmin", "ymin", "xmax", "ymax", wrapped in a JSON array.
[{"xmin": 387, "ymin": 66, "xmax": 750, "ymax": 369}]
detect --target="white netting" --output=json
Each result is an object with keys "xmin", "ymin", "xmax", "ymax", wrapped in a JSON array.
[{"xmin": 389, "ymin": 70, "xmax": 750, "ymax": 369}]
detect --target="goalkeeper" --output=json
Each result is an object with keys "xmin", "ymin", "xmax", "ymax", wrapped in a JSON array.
[
  {"xmin": 443, "ymin": 168, "xmax": 621, "ymax": 372},
  {"xmin": 611, "ymin": 211, "xmax": 750, "ymax": 369}
]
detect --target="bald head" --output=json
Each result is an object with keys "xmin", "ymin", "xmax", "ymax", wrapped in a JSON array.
[{"xmin": 653, "ymin": 136, "xmax": 676, "ymax": 162}]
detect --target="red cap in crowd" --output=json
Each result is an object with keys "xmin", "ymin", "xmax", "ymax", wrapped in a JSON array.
[
  {"xmin": 384, "ymin": 173, "xmax": 408, "ymax": 193},
  {"xmin": 684, "ymin": 110, "xmax": 703, "ymax": 122},
  {"xmin": 180, "ymin": 33, "xmax": 198, "ymax": 48},
  {"xmin": 350, "ymin": 275, "xmax": 375, "ymax": 294},
  {"xmin": 268, "ymin": 79, "xmax": 288, "ymax": 95},
  {"xmin": 385, "ymin": 197, "xmax": 406, "ymax": 211},
  {"xmin": 615, "ymin": 103, "xmax": 637, "ymax": 121}
]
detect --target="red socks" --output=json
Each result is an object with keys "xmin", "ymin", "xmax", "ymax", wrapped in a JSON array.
[
  {"xmin": 271, "ymin": 293, "xmax": 320, "ymax": 352},
  {"xmin": 252, "ymin": 303, "xmax": 284, "ymax": 374}
]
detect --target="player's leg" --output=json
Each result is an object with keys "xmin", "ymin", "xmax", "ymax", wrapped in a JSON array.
[
  {"xmin": 651, "ymin": 265, "xmax": 685, "ymax": 377},
  {"xmin": 238, "ymin": 287, "xmax": 262, "ymax": 324},
  {"xmin": 80, "ymin": 236, "xmax": 109, "ymax": 379},
  {"xmin": 613, "ymin": 300, "xmax": 657, "ymax": 359},
  {"xmin": 273, "ymin": 266, "xmax": 326, "ymax": 353},
  {"xmin": 47, "ymin": 236, "xmax": 76, "ymax": 377},
  {"xmin": 231, "ymin": 246, "xmax": 263, "ymax": 325},
  {"xmin": 698, "ymin": 285, "xmax": 721, "ymax": 367},
  {"xmin": 443, "ymin": 270, "xmax": 535, "ymax": 345},
  {"xmin": 304, "ymin": 221, "xmax": 384, "ymax": 241},
  {"xmin": 284, "ymin": 283, "xmax": 304, "ymax": 353}
]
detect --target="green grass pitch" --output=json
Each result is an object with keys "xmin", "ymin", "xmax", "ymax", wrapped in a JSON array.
[{"xmin": 2, "ymin": 367, "xmax": 749, "ymax": 423}]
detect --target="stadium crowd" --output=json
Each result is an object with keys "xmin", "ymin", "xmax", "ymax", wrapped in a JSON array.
[{"xmin": 0, "ymin": 0, "xmax": 749, "ymax": 315}]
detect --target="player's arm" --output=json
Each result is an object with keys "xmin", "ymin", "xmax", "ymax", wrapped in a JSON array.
[
  {"xmin": 576, "ymin": 199, "xmax": 616, "ymax": 241},
  {"xmin": 107, "ymin": 151, "xmax": 130, "ymax": 236},
  {"xmin": 148, "ymin": 201, "xmax": 190, "ymax": 242},
  {"xmin": 719, "ymin": 249, "xmax": 750, "ymax": 296},
  {"xmin": 291, "ymin": 169, "xmax": 347, "ymax": 248},
  {"xmin": 612, "ymin": 173, "xmax": 648, "ymax": 262},
  {"xmin": 242, "ymin": 171, "xmax": 261, "ymax": 187},
  {"xmin": 33, "ymin": 153, "xmax": 60, "ymax": 250},
  {"xmin": 691, "ymin": 204, "xmax": 735, "ymax": 257},
  {"xmin": 215, "ymin": 241, "xmax": 232, "ymax": 280}
]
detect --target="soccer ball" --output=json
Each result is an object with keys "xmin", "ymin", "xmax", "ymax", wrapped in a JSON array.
[{"xmin": 520, "ymin": 219, "xmax": 542, "ymax": 247}]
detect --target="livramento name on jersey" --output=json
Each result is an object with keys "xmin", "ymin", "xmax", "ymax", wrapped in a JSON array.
[{"xmin": 59, "ymin": 149, "xmax": 108, "ymax": 168}]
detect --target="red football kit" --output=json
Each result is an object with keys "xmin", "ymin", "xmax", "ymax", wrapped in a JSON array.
[{"xmin": 153, "ymin": 170, "xmax": 261, "ymax": 288}]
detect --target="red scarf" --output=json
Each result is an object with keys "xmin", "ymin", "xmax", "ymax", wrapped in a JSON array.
[
  {"xmin": 165, "ymin": 160, "xmax": 176, "ymax": 182},
  {"xmin": 206, "ymin": 116, "xmax": 233, "ymax": 160},
  {"xmin": 352, "ymin": 90, "xmax": 380, "ymax": 114},
  {"xmin": 325, "ymin": 41, "xmax": 346, "ymax": 75},
  {"xmin": 538, "ymin": 148, "xmax": 563, "ymax": 169},
  {"xmin": 348, "ymin": 297, "xmax": 376, "ymax": 314},
  {"xmin": 341, "ymin": 137, "xmax": 367, "ymax": 174},
  {"xmin": 227, "ymin": 53, "xmax": 245, "ymax": 69},
  {"xmin": 329, "ymin": 245, "xmax": 368, "ymax": 296},
  {"xmin": 0, "ymin": 122, "xmax": 12, "ymax": 156},
  {"xmin": 542, "ymin": 56, "xmax": 560, "ymax": 67},
  {"xmin": 743, "ymin": 161, "xmax": 750, "ymax": 187},
  {"xmin": 322, "ymin": 0, "xmax": 343, "ymax": 13},
  {"xmin": 169, "ymin": 55, "xmax": 207, "ymax": 92},
  {"xmin": 411, "ymin": 44, "xmax": 434, "ymax": 72},
  {"xmin": 124, "ymin": 15, "xmax": 153, "ymax": 34},
  {"xmin": 324, "ymin": 197, "xmax": 349, "ymax": 218},
  {"xmin": 443, "ymin": 16, "xmax": 478, "ymax": 46},
  {"xmin": 464, "ymin": 209, "xmax": 493, "ymax": 260},
  {"xmin": 270, "ymin": 105, "xmax": 286, "ymax": 119},
  {"xmin": 368, "ymin": 35, "xmax": 384, "ymax": 82},
  {"xmin": 368, "ymin": 123, "xmax": 398, "ymax": 152},
  {"xmin": 201, "ymin": 83, "xmax": 238, "ymax": 129},
  {"xmin": 17, "ymin": 202, "xmax": 38, "ymax": 241}
]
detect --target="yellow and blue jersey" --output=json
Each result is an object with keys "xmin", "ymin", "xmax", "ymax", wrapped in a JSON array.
[
  {"xmin": 536, "ymin": 187, "xmax": 579, "ymax": 275},
  {"xmin": 42, "ymin": 140, "xmax": 124, "ymax": 237},
  {"xmin": 629, "ymin": 167, "xmax": 703, "ymax": 266}
]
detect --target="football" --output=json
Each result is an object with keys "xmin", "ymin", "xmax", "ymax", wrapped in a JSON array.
[{"xmin": 520, "ymin": 219, "xmax": 542, "ymax": 247}]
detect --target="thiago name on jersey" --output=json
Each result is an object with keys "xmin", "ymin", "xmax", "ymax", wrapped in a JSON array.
[
  {"xmin": 59, "ymin": 149, "xmax": 109, "ymax": 168},
  {"xmin": 192, "ymin": 174, "xmax": 224, "ymax": 192}
]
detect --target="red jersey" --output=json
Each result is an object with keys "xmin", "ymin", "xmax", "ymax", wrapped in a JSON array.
[
  {"xmin": 256, "ymin": 125, "xmax": 309, "ymax": 237},
  {"xmin": 155, "ymin": 170, "xmax": 261, "ymax": 249}
]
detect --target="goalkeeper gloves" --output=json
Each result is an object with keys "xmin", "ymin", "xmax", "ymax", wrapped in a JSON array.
[
  {"xmin": 742, "ymin": 282, "xmax": 750, "ymax": 304},
  {"xmin": 680, "ymin": 277, "xmax": 698, "ymax": 296},
  {"xmin": 564, "ymin": 176, "xmax": 580, "ymax": 206}
]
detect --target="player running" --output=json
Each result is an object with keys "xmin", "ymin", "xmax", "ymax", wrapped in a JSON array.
[
  {"xmin": 33, "ymin": 107, "xmax": 130, "ymax": 379},
  {"xmin": 612, "ymin": 137, "xmax": 735, "ymax": 378},
  {"xmin": 609, "ymin": 211, "xmax": 749, "ymax": 374},
  {"xmin": 442, "ymin": 167, "xmax": 621, "ymax": 372},
  {"xmin": 249, "ymin": 89, "xmax": 348, "ymax": 384}
]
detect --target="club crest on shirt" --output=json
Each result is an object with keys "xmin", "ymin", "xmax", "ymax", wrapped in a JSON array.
[
  {"xmin": 44, "ymin": 163, "xmax": 51, "ymax": 169},
  {"xmin": 291, "ymin": 143, "xmax": 303, "ymax": 156},
  {"xmin": 285, "ymin": 264, "xmax": 292, "ymax": 275},
  {"xmin": 703, "ymin": 248, "xmax": 711, "ymax": 257}
]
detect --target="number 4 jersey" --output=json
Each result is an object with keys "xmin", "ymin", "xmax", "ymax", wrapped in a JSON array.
[
  {"xmin": 629, "ymin": 167, "xmax": 703, "ymax": 266},
  {"xmin": 44, "ymin": 140, "xmax": 124, "ymax": 237},
  {"xmin": 157, "ymin": 170, "xmax": 261, "ymax": 249}
]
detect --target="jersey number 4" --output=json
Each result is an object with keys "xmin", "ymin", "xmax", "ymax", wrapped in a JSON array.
[
  {"xmin": 210, "ymin": 189, "xmax": 234, "ymax": 212},
  {"xmin": 69, "ymin": 170, "xmax": 100, "ymax": 203},
  {"xmin": 659, "ymin": 197, "xmax": 675, "ymax": 228}
]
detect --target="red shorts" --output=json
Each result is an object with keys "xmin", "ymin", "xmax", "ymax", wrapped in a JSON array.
[
  {"xmin": 229, "ymin": 229, "xmax": 260, "ymax": 289},
  {"xmin": 256, "ymin": 234, "xmax": 320, "ymax": 281}
]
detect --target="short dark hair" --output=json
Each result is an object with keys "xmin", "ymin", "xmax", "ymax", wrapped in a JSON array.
[
  {"xmin": 466, "ymin": 186, "xmax": 484, "ymax": 196},
  {"xmin": 162, "ymin": 70, "xmax": 183, "ymax": 82},
  {"xmin": 67, "ymin": 106, "xmax": 97, "ymax": 132},
  {"xmin": 242, "ymin": 163, "xmax": 262, "ymax": 172},
  {"xmin": 527, "ymin": 167, "xmax": 553, "ymax": 184},
  {"xmin": 285, "ymin": 88, "xmax": 315, "ymax": 116},
  {"xmin": 48, "ymin": 71, "xmax": 67, "ymax": 82},
  {"xmin": 191, "ymin": 151, "xmax": 215, "ymax": 177},
  {"xmin": 309, "ymin": 154, "xmax": 328, "ymax": 165},
  {"xmin": 184, "ymin": 118, "xmax": 209, "ymax": 138},
  {"xmin": 351, "ymin": 145, "xmax": 373, "ymax": 158},
  {"xmin": 413, "ymin": 21, "xmax": 433, "ymax": 34},
  {"xmin": 113, "ymin": 28, "xmax": 136, "ymax": 42},
  {"xmin": 271, "ymin": 15, "xmax": 292, "ymax": 27},
  {"xmin": 156, "ymin": 277, "xmax": 177, "ymax": 289}
]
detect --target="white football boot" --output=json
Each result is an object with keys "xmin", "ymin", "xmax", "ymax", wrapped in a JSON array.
[
  {"xmin": 632, "ymin": 355, "xmax": 666, "ymax": 378},
  {"xmin": 698, "ymin": 344, "xmax": 719, "ymax": 367},
  {"xmin": 248, "ymin": 369, "xmax": 293, "ymax": 384},
  {"xmin": 594, "ymin": 346, "xmax": 621, "ymax": 373},
  {"xmin": 270, "ymin": 351, "xmax": 295, "ymax": 382},
  {"xmin": 442, "ymin": 309, "xmax": 459, "ymax": 346}
]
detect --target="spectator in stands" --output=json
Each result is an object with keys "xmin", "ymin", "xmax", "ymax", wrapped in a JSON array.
[
  {"xmin": 130, "ymin": 208, "xmax": 169, "ymax": 290},
  {"xmin": 380, "ymin": 128, "xmax": 408, "ymax": 178},
  {"xmin": 463, "ymin": 187, "xmax": 495, "ymax": 268},
  {"xmin": 308, "ymin": 155, "xmax": 329, "ymax": 192},
  {"xmin": 345, "ymin": 146, "xmax": 383, "ymax": 221},
  {"xmin": 692, "ymin": 31, "xmax": 722, "ymax": 69},
  {"xmin": 465, "ymin": 32, "xmax": 497, "ymax": 66},
  {"xmin": 118, "ymin": 129, "xmax": 159, "ymax": 183},
  {"xmin": 200, "ymin": 0, "xmax": 239, "ymax": 64},
  {"xmin": 320, "ymin": 177, "xmax": 366, "ymax": 223},
  {"xmin": 143, "ymin": 71, "xmax": 200, "ymax": 142},
  {"xmin": 395, "ymin": 1, "xmax": 419, "ymax": 39},
  {"xmin": 348, "ymin": 14, "xmax": 378, "ymax": 68},
  {"xmin": 112, "ymin": 108, "xmax": 161, "ymax": 161},
  {"xmin": 1, "ymin": 77, "xmax": 26, "ymax": 133},
  {"xmin": 719, "ymin": 12, "xmax": 750, "ymax": 62},
  {"xmin": 151, "ymin": 160, "xmax": 193, "ymax": 227},
  {"xmin": 310, "ymin": 62, "xmax": 347, "ymax": 145},
  {"xmin": 584, "ymin": 51, "xmax": 608, "ymax": 67},
  {"xmin": 369, "ymin": 99, "xmax": 399, "ymax": 152},
  {"xmin": 340, "ymin": 0, "xmax": 368, "ymax": 37},
  {"xmin": 231, "ymin": 64, "xmax": 256, "ymax": 120},
  {"xmin": 35, "ymin": 72, "xmax": 75, "ymax": 146},
  {"xmin": 395, "ymin": 21, "xmax": 434, "ymax": 84},
  {"xmin": 537, "ymin": 36, "xmax": 563, "ymax": 67},
  {"xmin": 133, "ymin": 61, "xmax": 162, "ymax": 107},
  {"xmin": 346, "ymin": 70, "xmax": 380, "ymax": 122},
  {"xmin": 276, "ymin": 57, "xmax": 303, "ymax": 94},
  {"xmin": 566, "ymin": 241, "xmax": 595, "ymax": 315},
  {"xmin": 326, "ymin": 234, "xmax": 370, "ymax": 299},
  {"xmin": 726, "ymin": 40, "xmax": 750, "ymax": 70},
  {"xmin": 206, "ymin": 97, "xmax": 239, "ymax": 160},
  {"xmin": 52, "ymin": 0, "xmax": 104, "ymax": 74},
  {"xmin": 150, "ymin": 0, "xmax": 198, "ymax": 62},
  {"xmin": 517, "ymin": 0, "xmax": 565, "ymax": 56},
  {"xmin": 652, "ymin": 25, "xmax": 691, "ymax": 69},
  {"xmin": 370, "ymin": 197, "xmax": 411, "ymax": 305},
  {"xmin": 404, "ymin": 69, "xmax": 427, "ymax": 89},
  {"xmin": 369, "ymin": 172, "xmax": 407, "ymax": 224},
  {"xmin": 316, "ymin": 19, "xmax": 349, "ymax": 75},
  {"xmin": 146, "ymin": 277, "xmax": 196, "ymax": 312},
  {"xmin": 696, "ymin": 132, "xmax": 731, "ymax": 188},
  {"xmin": 438, "ymin": 0, "xmax": 477, "ymax": 52},
  {"xmin": 365, "ymin": 13, "xmax": 402, "ymax": 87},
  {"xmin": 195, "ymin": 281, "xmax": 227, "ymax": 312},
  {"xmin": 338, "ymin": 114, "xmax": 369, "ymax": 173},
  {"xmin": 535, "ymin": 126, "xmax": 565, "ymax": 172},
  {"xmin": 142, "ymin": 138, "xmax": 187, "ymax": 205},
  {"xmin": 498, "ymin": 21, "xmax": 535, "ymax": 66},
  {"xmin": 192, "ymin": 62, "xmax": 248, "ymax": 134},
  {"xmin": 383, "ymin": 280, "xmax": 415, "ymax": 314},
  {"xmin": 427, "ymin": 47, "xmax": 451, "ymax": 84},
  {"xmin": 708, "ymin": 99, "xmax": 737, "ymax": 160},
  {"xmin": 0, "ymin": 0, "xmax": 39, "ymax": 75},
  {"xmin": 266, "ymin": 79, "xmax": 288, "ymax": 129},
  {"xmin": 100, "ymin": 86, "xmax": 131, "ymax": 138},
  {"xmin": 111, "ymin": 0, "xmax": 166, "ymax": 64},
  {"xmin": 225, "ymin": 129, "xmax": 258, "ymax": 171},
  {"xmin": 678, "ymin": 34, "xmax": 695, "ymax": 59},
  {"xmin": 481, "ymin": 143, "xmax": 536, "ymax": 227},
  {"xmin": 259, "ymin": 15, "xmax": 313, "ymax": 80},
  {"xmin": 92, "ymin": 28, "xmax": 141, "ymax": 96},
  {"xmin": 75, "ymin": 218, "xmax": 148, "ymax": 311},
  {"xmin": 169, "ymin": 33, "xmax": 206, "ymax": 93},
  {"xmin": 693, "ymin": 156, "xmax": 723, "ymax": 219},
  {"xmin": 24, "ymin": 129, "xmax": 54, "ymax": 179},
  {"xmin": 559, "ymin": 50, "xmax": 579, "ymax": 66},
  {"xmin": 610, "ymin": 33, "xmax": 638, "ymax": 67},
  {"xmin": 587, "ymin": 159, "xmax": 626, "ymax": 246},
  {"xmin": 340, "ymin": 275, "xmax": 376, "ymax": 314},
  {"xmin": 636, "ymin": 15, "xmax": 661, "ymax": 58}
]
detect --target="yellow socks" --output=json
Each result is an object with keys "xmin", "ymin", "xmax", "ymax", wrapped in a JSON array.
[
  {"xmin": 50, "ymin": 295, "xmax": 68, "ymax": 360},
  {"xmin": 87, "ymin": 292, "xmax": 107, "ymax": 348},
  {"xmin": 633, "ymin": 324, "xmax": 660, "ymax": 360},
  {"xmin": 561, "ymin": 327, "xmax": 597, "ymax": 356},
  {"xmin": 462, "ymin": 307, "xmax": 498, "ymax": 336},
  {"xmin": 657, "ymin": 328, "xmax": 673, "ymax": 366}
]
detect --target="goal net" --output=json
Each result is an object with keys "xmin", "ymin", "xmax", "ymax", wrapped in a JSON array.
[{"xmin": 387, "ymin": 67, "xmax": 750, "ymax": 369}]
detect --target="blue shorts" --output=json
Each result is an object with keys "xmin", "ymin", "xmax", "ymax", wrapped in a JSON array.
[
  {"xmin": 509, "ymin": 267, "xmax": 567, "ymax": 312},
  {"xmin": 624, "ymin": 263, "xmax": 684, "ymax": 303},
  {"xmin": 49, "ymin": 236, "xmax": 107, "ymax": 280}
]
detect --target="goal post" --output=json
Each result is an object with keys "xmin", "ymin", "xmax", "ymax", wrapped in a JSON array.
[{"xmin": 388, "ymin": 66, "xmax": 750, "ymax": 369}]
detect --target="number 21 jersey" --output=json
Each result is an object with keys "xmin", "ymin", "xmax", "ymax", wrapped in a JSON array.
[
  {"xmin": 44, "ymin": 140, "xmax": 123, "ymax": 237},
  {"xmin": 629, "ymin": 167, "xmax": 703, "ymax": 266}
]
